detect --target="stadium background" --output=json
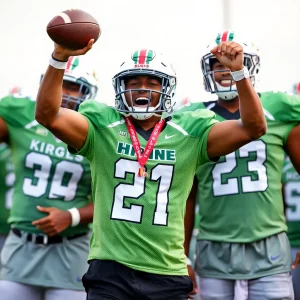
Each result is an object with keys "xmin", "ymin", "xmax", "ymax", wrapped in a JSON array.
[{"xmin": 0, "ymin": 0, "xmax": 299, "ymax": 105}]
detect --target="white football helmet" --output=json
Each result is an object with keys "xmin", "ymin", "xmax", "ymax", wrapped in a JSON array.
[
  {"xmin": 112, "ymin": 49, "xmax": 176, "ymax": 120},
  {"xmin": 41, "ymin": 57, "xmax": 98, "ymax": 111},
  {"xmin": 201, "ymin": 31, "xmax": 260, "ymax": 100},
  {"xmin": 62, "ymin": 57, "xmax": 98, "ymax": 110}
]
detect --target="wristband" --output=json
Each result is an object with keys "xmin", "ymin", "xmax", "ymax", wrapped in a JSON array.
[
  {"xmin": 49, "ymin": 53, "xmax": 68, "ymax": 69},
  {"xmin": 230, "ymin": 67, "xmax": 249, "ymax": 82},
  {"xmin": 186, "ymin": 256, "xmax": 192, "ymax": 266},
  {"xmin": 68, "ymin": 207, "xmax": 81, "ymax": 227}
]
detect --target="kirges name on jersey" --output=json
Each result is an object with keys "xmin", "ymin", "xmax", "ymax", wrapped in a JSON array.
[
  {"xmin": 71, "ymin": 100, "xmax": 218, "ymax": 276},
  {"xmin": 179, "ymin": 91, "xmax": 300, "ymax": 243},
  {"xmin": 0, "ymin": 95, "xmax": 92, "ymax": 237}
]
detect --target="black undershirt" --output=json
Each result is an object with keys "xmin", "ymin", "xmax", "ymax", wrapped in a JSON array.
[
  {"xmin": 204, "ymin": 100, "xmax": 240, "ymax": 120},
  {"xmin": 132, "ymin": 116, "xmax": 172, "ymax": 141}
]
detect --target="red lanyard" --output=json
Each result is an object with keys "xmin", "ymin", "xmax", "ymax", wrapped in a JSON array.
[{"xmin": 125, "ymin": 117, "xmax": 165, "ymax": 177}]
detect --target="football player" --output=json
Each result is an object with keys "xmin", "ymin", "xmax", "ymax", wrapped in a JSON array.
[
  {"xmin": 35, "ymin": 39, "xmax": 266, "ymax": 300},
  {"xmin": 0, "ymin": 143, "xmax": 14, "ymax": 266},
  {"xmin": 181, "ymin": 31, "xmax": 300, "ymax": 300},
  {"xmin": 282, "ymin": 153, "xmax": 300, "ymax": 300},
  {"xmin": 0, "ymin": 57, "xmax": 98, "ymax": 300}
]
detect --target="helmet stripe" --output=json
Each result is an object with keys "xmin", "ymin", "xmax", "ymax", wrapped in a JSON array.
[
  {"xmin": 228, "ymin": 32, "xmax": 235, "ymax": 41},
  {"xmin": 132, "ymin": 50, "xmax": 139, "ymax": 64},
  {"xmin": 66, "ymin": 56, "xmax": 80, "ymax": 72},
  {"xmin": 215, "ymin": 33, "xmax": 221, "ymax": 44},
  {"xmin": 146, "ymin": 50, "xmax": 154, "ymax": 64},
  {"xmin": 221, "ymin": 31, "xmax": 229, "ymax": 42},
  {"xmin": 66, "ymin": 57, "xmax": 74, "ymax": 71},
  {"xmin": 138, "ymin": 49, "xmax": 148, "ymax": 64}
]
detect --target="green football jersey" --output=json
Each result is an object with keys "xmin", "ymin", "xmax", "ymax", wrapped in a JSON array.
[
  {"xmin": 0, "ymin": 143, "xmax": 14, "ymax": 235},
  {"xmin": 282, "ymin": 154, "xmax": 300, "ymax": 247},
  {"xmin": 179, "ymin": 91, "xmax": 300, "ymax": 243},
  {"xmin": 0, "ymin": 95, "xmax": 92, "ymax": 236},
  {"xmin": 72, "ymin": 100, "xmax": 218, "ymax": 275}
]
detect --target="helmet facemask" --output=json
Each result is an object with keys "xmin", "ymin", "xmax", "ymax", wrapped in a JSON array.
[
  {"xmin": 113, "ymin": 50, "xmax": 176, "ymax": 120},
  {"xmin": 201, "ymin": 32, "xmax": 260, "ymax": 101},
  {"xmin": 114, "ymin": 72, "xmax": 175, "ymax": 120},
  {"xmin": 61, "ymin": 76, "xmax": 98, "ymax": 111},
  {"xmin": 41, "ymin": 56, "xmax": 98, "ymax": 111},
  {"xmin": 202, "ymin": 53, "xmax": 260, "ymax": 100}
]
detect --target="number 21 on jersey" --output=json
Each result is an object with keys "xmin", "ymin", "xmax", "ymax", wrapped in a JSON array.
[{"xmin": 111, "ymin": 159, "xmax": 174, "ymax": 226}]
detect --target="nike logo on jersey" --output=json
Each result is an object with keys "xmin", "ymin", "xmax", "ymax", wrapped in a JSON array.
[
  {"xmin": 270, "ymin": 253, "xmax": 282, "ymax": 261},
  {"xmin": 165, "ymin": 134, "xmax": 176, "ymax": 139}
]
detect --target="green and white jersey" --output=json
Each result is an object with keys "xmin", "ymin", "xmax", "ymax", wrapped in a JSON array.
[
  {"xmin": 0, "ymin": 95, "xmax": 92, "ymax": 237},
  {"xmin": 282, "ymin": 154, "xmax": 300, "ymax": 247},
  {"xmin": 179, "ymin": 91, "xmax": 300, "ymax": 243},
  {"xmin": 72, "ymin": 101, "xmax": 218, "ymax": 276},
  {"xmin": 0, "ymin": 143, "xmax": 14, "ymax": 235}
]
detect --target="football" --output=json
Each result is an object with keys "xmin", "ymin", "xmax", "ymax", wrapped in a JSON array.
[{"xmin": 46, "ymin": 9, "xmax": 101, "ymax": 50}]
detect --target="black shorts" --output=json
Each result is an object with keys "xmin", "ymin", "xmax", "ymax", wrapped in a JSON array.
[{"xmin": 82, "ymin": 259, "xmax": 193, "ymax": 300}]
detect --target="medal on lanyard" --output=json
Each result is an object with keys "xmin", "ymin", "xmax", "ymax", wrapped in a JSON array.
[{"xmin": 125, "ymin": 117, "xmax": 165, "ymax": 177}]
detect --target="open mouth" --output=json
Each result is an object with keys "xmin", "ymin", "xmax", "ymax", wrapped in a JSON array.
[{"xmin": 134, "ymin": 97, "xmax": 150, "ymax": 107}]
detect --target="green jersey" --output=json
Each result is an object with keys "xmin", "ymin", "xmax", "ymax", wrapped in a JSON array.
[
  {"xmin": 72, "ymin": 101, "xmax": 217, "ymax": 275},
  {"xmin": 282, "ymin": 154, "xmax": 300, "ymax": 247},
  {"xmin": 0, "ymin": 143, "xmax": 14, "ymax": 234},
  {"xmin": 0, "ymin": 95, "xmax": 92, "ymax": 236},
  {"xmin": 179, "ymin": 91, "xmax": 300, "ymax": 243}
]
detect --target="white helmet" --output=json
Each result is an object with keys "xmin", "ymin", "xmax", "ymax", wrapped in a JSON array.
[
  {"xmin": 61, "ymin": 57, "xmax": 98, "ymax": 110},
  {"xmin": 201, "ymin": 31, "xmax": 260, "ymax": 100},
  {"xmin": 112, "ymin": 49, "xmax": 176, "ymax": 120}
]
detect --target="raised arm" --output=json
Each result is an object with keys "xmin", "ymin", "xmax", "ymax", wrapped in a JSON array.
[
  {"xmin": 35, "ymin": 41, "xmax": 94, "ymax": 150},
  {"xmin": 0, "ymin": 117, "xmax": 9, "ymax": 143},
  {"xmin": 207, "ymin": 42, "xmax": 267, "ymax": 159}
]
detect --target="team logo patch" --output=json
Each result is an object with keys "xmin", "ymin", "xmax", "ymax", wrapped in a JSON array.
[
  {"xmin": 119, "ymin": 130, "xmax": 130, "ymax": 138},
  {"xmin": 131, "ymin": 49, "xmax": 155, "ymax": 68}
]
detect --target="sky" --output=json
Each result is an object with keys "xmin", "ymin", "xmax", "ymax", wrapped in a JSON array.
[{"xmin": 0, "ymin": 0, "xmax": 300, "ymax": 105}]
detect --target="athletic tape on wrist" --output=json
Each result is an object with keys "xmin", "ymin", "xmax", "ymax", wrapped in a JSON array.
[
  {"xmin": 49, "ymin": 54, "xmax": 68, "ymax": 69},
  {"xmin": 230, "ymin": 67, "xmax": 249, "ymax": 82},
  {"xmin": 68, "ymin": 207, "xmax": 81, "ymax": 227}
]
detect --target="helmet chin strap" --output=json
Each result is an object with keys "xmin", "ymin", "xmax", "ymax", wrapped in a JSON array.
[{"xmin": 215, "ymin": 82, "xmax": 238, "ymax": 101}]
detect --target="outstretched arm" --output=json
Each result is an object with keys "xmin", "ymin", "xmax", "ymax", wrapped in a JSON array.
[
  {"xmin": 207, "ymin": 42, "xmax": 267, "ymax": 159},
  {"xmin": 36, "ymin": 40, "xmax": 94, "ymax": 150}
]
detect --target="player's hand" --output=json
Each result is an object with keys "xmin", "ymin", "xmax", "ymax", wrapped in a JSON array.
[
  {"xmin": 187, "ymin": 264, "xmax": 199, "ymax": 299},
  {"xmin": 210, "ymin": 41, "xmax": 244, "ymax": 72},
  {"xmin": 32, "ymin": 206, "xmax": 72, "ymax": 236},
  {"xmin": 52, "ymin": 39, "xmax": 94, "ymax": 62},
  {"xmin": 292, "ymin": 250, "xmax": 300, "ymax": 269}
]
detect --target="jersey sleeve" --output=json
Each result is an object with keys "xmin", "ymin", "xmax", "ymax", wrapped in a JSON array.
[
  {"xmin": 172, "ymin": 109, "xmax": 219, "ymax": 165},
  {"xmin": 72, "ymin": 101, "xmax": 121, "ymax": 160},
  {"xmin": 0, "ymin": 95, "xmax": 35, "ymax": 127},
  {"xmin": 174, "ymin": 102, "xmax": 204, "ymax": 113},
  {"xmin": 262, "ymin": 91, "xmax": 300, "ymax": 122}
]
